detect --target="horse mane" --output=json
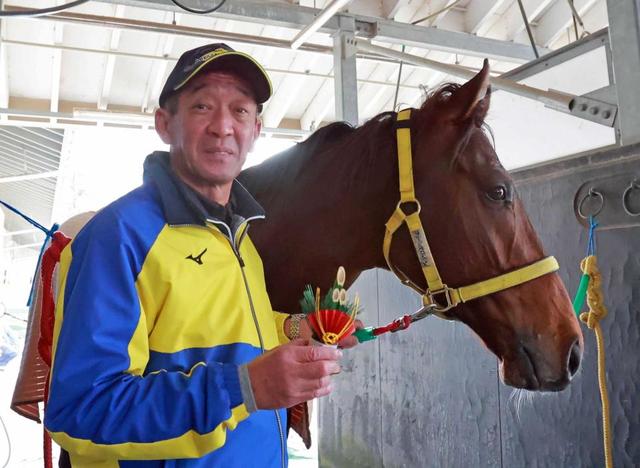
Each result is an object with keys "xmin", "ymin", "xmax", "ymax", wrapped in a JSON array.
[
  {"xmin": 238, "ymin": 112, "xmax": 397, "ymax": 196},
  {"xmin": 239, "ymin": 82, "xmax": 478, "ymax": 196}
]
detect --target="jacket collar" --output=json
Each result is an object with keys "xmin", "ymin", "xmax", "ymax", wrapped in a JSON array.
[{"xmin": 143, "ymin": 151, "xmax": 265, "ymax": 226}]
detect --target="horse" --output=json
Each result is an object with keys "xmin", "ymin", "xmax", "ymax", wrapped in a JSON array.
[
  {"xmin": 239, "ymin": 60, "xmax": 583, "ymax": 394},
  {"xmin": 12, "ymin": 60, "xmax": 582, "ymax": 454}
]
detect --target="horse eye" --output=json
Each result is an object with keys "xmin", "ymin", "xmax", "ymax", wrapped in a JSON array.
[{"xmin": 487, "ymin": 185, "xmax": 507, "ymax": 201}]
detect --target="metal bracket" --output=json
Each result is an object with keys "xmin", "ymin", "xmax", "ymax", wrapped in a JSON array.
[
  {"xmin": 567, "ymin": 93, "xmax": 618, "ymax": 127},
  {"xmin": 354, "ymin": 19, "xmax": 376, "ymax": 38}
]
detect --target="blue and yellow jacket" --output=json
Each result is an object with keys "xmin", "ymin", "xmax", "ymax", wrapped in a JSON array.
[{"xmin": 44, "ymin": 152, "xmax": 289, "ymax": 467}]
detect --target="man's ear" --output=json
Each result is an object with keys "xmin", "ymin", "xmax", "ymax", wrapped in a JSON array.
[
  {"xmin": 155, "ymin": 108, "xmax": 173, "ymax": 145},
  {"xmin": 250, "ymin": 116, "xmax": 262, "ymax": 152}
]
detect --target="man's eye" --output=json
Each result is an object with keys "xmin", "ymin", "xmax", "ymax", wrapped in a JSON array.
[
  {"xmin": 236, "ymin": 107, "xmax": 249, "ymax": 114},
  {"xmin": 487, "ymin": 185, "xmax": 508, "ymax": 201},
  {"xmin": 194, "ymin": 104, "xmax": 208, "ymax": 110}
]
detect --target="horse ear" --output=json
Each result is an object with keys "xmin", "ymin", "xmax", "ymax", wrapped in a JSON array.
[{"xmin": 449, "ymin": 58, "xmax": 491, "ymax": 125}]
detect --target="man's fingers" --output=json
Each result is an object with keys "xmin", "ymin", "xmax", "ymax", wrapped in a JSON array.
[
  {"xmin": 337, "ymin": 335, "xmax": 358, "ymax": 349},
  {"xmin": 313, "ymin": 384, "xmax": 333, "ymax": 399},
  {"xmin": 297, "ymin": 344, "xmax": 342, "ymax": 363},
  {"xmin": 294, "ymin": 359, "xmax": 341, "ymax": 380}
]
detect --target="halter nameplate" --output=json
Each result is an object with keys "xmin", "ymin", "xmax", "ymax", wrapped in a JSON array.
[{"xmin": 383, "ymin": 109, "xmax": 559, "ymax": 318}]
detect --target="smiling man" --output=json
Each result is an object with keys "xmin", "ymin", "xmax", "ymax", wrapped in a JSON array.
[{"xmin": 44, "ymin": 44, "xmax": 346, "ymax": 468}]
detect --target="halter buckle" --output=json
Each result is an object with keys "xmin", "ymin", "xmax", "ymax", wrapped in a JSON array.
[{"xmin": 424, "ymin": 286, "xmax": 457, "ymax": 312}]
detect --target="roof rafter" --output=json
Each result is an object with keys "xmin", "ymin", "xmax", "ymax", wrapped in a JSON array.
[
  {"xmin": 299, "ymin": 79, "xmax": 333, "ymax": 131},
  {"xmin": 0, "ymin": 41, "xmax": 8, "ymax": 123},
  {"xmin": 97, "ymin": 0, "xmax": 539, "ymax": 62},
  {"xmin": 465, "ymin": 0, "xmax": 509, "ymax": 35},
  {"xmin": 536, "ymin": 0, "xmax": 599, "ymax": 47},
  {"xmin": 140, "ymin": 10, "xmax": 178, "ymax": 113},
  {"xmin": 50, "ymin": 1, "xmax": 65, "ymax": 123},
  {"xmin": 501, "ymin": 0, "xmax": 555, "ymax": 41},
  {"xmin": 262, "ymin": 52, "xmax": 319, "ymax": 129},
  {"xmin": 98, "ymin": 4, "xmax": 126, "ymax": 110},
  {"xmin": 382, "ymin": 0, "xmax": 411, "ymax": 19}
]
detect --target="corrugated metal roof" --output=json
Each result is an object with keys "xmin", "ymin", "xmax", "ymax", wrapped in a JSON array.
[{"xmin": 0, "ymin": 126, "xmax": 64, "ymax": 248}]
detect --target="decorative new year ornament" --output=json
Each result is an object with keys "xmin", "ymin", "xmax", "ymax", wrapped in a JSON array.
[{"xmin": 299, "ymin": 266, "xmax": 360, "ymax": 345}]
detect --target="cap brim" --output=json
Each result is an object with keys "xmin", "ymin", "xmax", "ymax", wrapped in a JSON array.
[{"xmin": 173, "ymin": 52, "xmax": 272, "ymax": 104}]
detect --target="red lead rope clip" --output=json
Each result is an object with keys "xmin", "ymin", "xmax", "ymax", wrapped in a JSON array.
[{"xmin": 352, "ymin": 305, "xmax": 433, "ymax": 342}]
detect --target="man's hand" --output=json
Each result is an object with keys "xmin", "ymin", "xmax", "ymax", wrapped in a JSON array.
[
  {"xmin": 336, "ymin": 319, "xmax": 364, "ymax": 349},
  {"xmin": 247, "ymin": 339, "xmax": 342, "ymax": 410}
]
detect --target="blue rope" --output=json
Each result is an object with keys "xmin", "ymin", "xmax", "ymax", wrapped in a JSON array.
[
  {"xmin": 0, "ymin": 199, "xmax": 59, "ymax": 306},
  {"xmin": 586, "ymin": 215, "xmax": 598, "ymax": 256}
]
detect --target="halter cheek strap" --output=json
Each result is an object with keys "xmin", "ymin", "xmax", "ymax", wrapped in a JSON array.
[{"xmin": 383, "ymin": 109, "xmax": 559, "ymax": 318}]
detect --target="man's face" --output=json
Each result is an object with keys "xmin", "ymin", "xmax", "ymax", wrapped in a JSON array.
[{"xmin": 156, "ymin": 71, "xmax": 261, "ymax": 196}]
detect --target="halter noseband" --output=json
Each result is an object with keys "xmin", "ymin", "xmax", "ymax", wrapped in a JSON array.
[{"xmin": 383, "ymin": 109, "xmax": 559, "ymax": 320}]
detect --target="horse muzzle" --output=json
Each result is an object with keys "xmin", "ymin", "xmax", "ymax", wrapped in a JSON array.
[{"xmin": 501, "ymin": 338, "xmax": 583, "ymax": 392}]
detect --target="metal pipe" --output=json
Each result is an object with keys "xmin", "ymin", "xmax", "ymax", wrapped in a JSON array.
[
  {"xmin": 0, "ymin": 107, "xmax": 309, "ymax": 137},
  {"xmin": 2, "ymin": 39, "xmax": 423, "ymax": 91},
  {"xmin": 290, "ymin": 0, "xmax": 353, "ymax": 50},
  {"xmin": 5, "ymin": 6, "xmax": 333, "ymax": 55},
  {"xmin": 355, "ymin": 39, "xmax": 575, "ymax": 113},
  {"xmin": 3, "ymin": 6, "xmax": 505, "ymax": 71},
  {"xmin": 516, "ymin": 0, "xmax": 539, "ymax": 59}
]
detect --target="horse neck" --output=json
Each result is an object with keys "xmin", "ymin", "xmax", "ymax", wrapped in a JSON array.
[{"xmin": 243, "ymin": 121, "xmax": 398, "ymax": 311}]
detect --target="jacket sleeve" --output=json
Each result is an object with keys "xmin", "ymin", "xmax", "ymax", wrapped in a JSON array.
[
  {"xmin": 44, "ymin": 209, "xmax": 250, "ymax": 460},
  {"xmin": 272, "ymin": 311, "xmax": 291, "ymax": 344}
]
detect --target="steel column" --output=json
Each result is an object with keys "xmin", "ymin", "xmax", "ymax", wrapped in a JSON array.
[
  {"xmin": 606, "ymin": 0, "xmax": 640, "ymax": 145},
  {"xmin": 333, "ymin": 18, "xmax": 358, "ymax": 126}
]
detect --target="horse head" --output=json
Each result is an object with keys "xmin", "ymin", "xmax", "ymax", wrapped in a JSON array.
[{"xmin": 386, "ymin": 60, "xmax": 583, "ymax": 391}]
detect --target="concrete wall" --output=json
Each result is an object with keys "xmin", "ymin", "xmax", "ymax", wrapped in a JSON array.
[{"xmin": 319, "ymin": 143, "xmax": 640, "ymax": 467}]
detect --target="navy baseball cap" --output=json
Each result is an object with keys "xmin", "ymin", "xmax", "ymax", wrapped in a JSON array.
[{"xmin": 159, "ymin": 43, "xmax": 272, "ymax": 108}]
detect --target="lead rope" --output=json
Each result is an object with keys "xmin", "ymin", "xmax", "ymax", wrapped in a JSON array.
[{"xmin": 573, "ymin": 217, "xmax": 613, "ymax": 468}]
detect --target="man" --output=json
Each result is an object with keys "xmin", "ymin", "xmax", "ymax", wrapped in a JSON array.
[{"xmin": 44, "ymin": 43, "xmax": 352, "ymax": 467}]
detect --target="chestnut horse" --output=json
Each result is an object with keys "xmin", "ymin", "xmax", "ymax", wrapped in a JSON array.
[
  {"xmin": 13, "ymin": 61, "xmax": 581, "ymax": 454},
  {"xmin": 239, "ymin": 61, "xmax": 583, "ymax": 392}
]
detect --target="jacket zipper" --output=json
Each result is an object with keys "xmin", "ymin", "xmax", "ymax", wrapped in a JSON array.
[{"xmin": 208, "ymin": 218, "xmax": 287, "ymax": 468}]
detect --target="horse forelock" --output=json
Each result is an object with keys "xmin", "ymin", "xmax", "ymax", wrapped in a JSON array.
[{"xmin": 413, "ymin": 82, "xmax": 498, "ymax": 171}]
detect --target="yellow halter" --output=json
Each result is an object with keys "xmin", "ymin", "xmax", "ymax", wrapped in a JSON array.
[{"xmin": 383, "ymin": 109, "xmax": 559, "ymax": 319}]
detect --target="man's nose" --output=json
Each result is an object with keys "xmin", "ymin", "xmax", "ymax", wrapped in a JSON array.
[{"xmin": 207, "ymin": 108, "xmax": 234, "ymax": 137}]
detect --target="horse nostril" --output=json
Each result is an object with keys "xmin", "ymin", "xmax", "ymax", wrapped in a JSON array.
[{"xmin": 568, "ymin": 340, "xmax": 582, "ymax": 377}]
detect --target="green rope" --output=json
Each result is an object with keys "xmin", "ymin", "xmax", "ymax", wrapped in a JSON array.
[
  {"xmin": 572, "ymin": 216, "xmax": 598, "ymax": 316},
  {"xmin": 573, "ymin": 273, "xmax": 590, "ymax": 316}
]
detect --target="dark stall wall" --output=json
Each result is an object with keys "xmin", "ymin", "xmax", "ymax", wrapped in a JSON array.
[
  {"xmin": 320, "ymin": 269, "xmax": 501, "ymax": 468},
  {"xmin": 318, "ymin": 144, "xmax": 640, "ymax": 468},
  {"xmin": 502, "ymin": 145, "xmax": 640, "ymax": 467}
]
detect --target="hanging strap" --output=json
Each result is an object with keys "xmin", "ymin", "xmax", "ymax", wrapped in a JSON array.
[{"xmin": 37, "ymin": 231, "xmax": 71, "ymax": 468}]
